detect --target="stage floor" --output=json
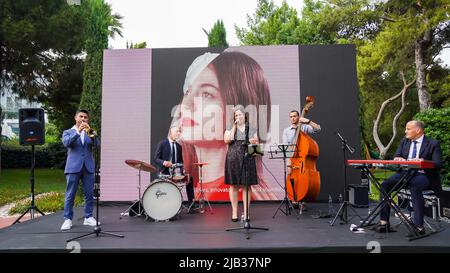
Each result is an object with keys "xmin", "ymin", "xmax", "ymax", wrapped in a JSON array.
[{"xmin": 0, "ymin": 202, "xmax": 449, "ymax": 253}]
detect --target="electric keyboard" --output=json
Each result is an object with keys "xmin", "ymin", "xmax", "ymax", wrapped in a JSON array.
[{"xmin": 347, "ymin": 159, "xmax": 435, "ymax": 169}]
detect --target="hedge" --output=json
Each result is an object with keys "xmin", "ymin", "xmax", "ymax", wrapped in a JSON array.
[
  {"xmin": 415, "ymin": 107, "xmax": 450, "ymax": 186},
  {"xmin": 1, "ymin": 142, "xmax": 66, "ymax": 169}
]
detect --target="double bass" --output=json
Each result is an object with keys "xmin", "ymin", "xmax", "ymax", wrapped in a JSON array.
[{"xmin": 286, "ymin": 96, "xmax": 321, "ymax": 202}]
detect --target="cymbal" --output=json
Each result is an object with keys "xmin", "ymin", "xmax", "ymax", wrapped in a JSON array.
[
  {"xmin": 125, "ymin": 159, "xmax": 157, "ymax": 172},
  {"xmin": 192, "ymin": 162, "xmax": 208, "ymax": 166}
]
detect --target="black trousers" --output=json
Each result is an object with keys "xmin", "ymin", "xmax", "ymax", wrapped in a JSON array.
[{"xmin": 186, "ymin": 176, "xmax": 195, "ymax": 203}]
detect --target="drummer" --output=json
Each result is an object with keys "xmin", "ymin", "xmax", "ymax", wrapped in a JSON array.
[{"xmin": 154, "ymin": 126, "xmax": 195, "ymax": 205}]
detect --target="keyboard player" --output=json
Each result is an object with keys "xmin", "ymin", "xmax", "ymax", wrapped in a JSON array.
[{"xmin": 374, "ymin": 120, "xmax": 442, "ymax": 236}]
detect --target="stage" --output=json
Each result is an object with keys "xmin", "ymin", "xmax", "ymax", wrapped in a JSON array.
[{"xmin": 0, "ymin": 202, "xmax": 449, "ymax": 253}]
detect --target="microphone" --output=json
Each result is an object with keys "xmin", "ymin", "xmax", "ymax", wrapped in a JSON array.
[
  {"xmin": 244, "ymin": 112, "xmax": 250, "ymax": 145},
  {"xmin": 335, "ymin": 130, "xmax": 355, "ymax": 154}
]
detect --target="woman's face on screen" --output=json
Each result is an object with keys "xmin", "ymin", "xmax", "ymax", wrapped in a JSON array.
[{"xmin": 176, "ymin": 65, "xmax": 225, "ymax": 144}]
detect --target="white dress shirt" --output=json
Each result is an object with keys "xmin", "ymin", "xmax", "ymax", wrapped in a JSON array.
[
  {"xmin": 407, "ymin": 134, "xmax": 424, "ymax": 160},
  {"xmin": 72, "ymin": 125, "xmax": 85, "ymax": 145}
]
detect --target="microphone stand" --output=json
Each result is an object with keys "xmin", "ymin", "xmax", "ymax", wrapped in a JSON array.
[
  {"xmin": 226, "ymin": 113, "xmax": 268, "ymax": 239},
  {"xmin": 330, "ymin": 131, "xmax": 362, "ymax": 226},
  {"xmin": 67, "ymin": 133, "xmax": 124, "ymax": 242}
]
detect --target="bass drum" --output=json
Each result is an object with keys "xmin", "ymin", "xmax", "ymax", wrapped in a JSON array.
[{"xmin": 142, "ymin": 179, "xmax": 182, "ymax": 221}]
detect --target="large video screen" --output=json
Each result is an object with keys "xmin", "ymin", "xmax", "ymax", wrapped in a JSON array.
[{"xmin": 100, "ymin": 45, "xmax": 361, "ymax": 202}]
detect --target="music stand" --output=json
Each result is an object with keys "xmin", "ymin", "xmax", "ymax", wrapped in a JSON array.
[
  {"xmin": 226, "ymin": 143, "xmax": 268, "ymax": 239},
  {"xmin": 120, "ymin": 160, "xmax": 156, "ymax": 218},
  {"xmin": 268, "ymin": 144, "xmax": 300, "ymax": 219},
  {"xmin": 330, "ymin": 131, "xmax": 362, "ymax": 226},
  {"xmin": 188, "ymin": 162, "xmax": 213, "ymax": 214},
  {"xmin": 67, "ymin": 135, "xmax": 124, "ymax": 242}
]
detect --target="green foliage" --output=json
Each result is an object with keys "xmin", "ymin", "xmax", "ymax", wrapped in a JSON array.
[
  {"xmin": 414, "ymin": 107, "xmax": 450, "ymax": 186},
  {"xmin": 206, "ymin": 20, "xmax": 229, "ymax": 47},
  {"xmin": 0, "ymin": 0, "xmax": 87, "ymax": 148},
  {"xmin": 1, "ymin": 140, "xmax": 66, "ymax": 169},
  {"xmin": 45, "ymin": 122, "xmax": 60, "ymax": 143},
  {"xmin": 79, "ymin": 0, "xmax": 123, "ymax": 133},
  {"xmin": 127, "ymin": 41, "xmax": 147, "ymax": 49},
  {"xmin": 428, "ymin": 64, "xmax": 450, "ymax": 108},
  {"xmin": 236, "ymin": 0, "xmax": 381, "ymax": 46},
  {"xmin": 236, "ymin": 0, "xmax": 306, "ymax": 45},
  {"xmin": 0, "ymin": 0, "xmax": 86, "ymax": 100},
  {"xmin": 41, "ymin": 56, "xmax": 84, "ymax": 134}
]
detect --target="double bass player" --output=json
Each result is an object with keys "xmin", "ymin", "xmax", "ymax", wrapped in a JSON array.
[{"xmin": 282, "ymin": 106, "xmax": 321, "ymax": 210}]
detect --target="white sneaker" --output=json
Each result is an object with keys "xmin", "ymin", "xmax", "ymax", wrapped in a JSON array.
[
  {"xmin": 61, "ymin": 219, "xmax": 72, "ymax": 231},
  {"xmin": 83, "ymin": 217, "xmax": 100, "ymax": 226}
]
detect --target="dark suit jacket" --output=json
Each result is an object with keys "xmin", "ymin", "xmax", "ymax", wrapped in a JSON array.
[
  {"xmin": 395, "ymin": 136, "xmax": 443, "ymax": 195},
  {"xmin": 154, "ymin": 139, "xmax": 183, "ymax": 175}
]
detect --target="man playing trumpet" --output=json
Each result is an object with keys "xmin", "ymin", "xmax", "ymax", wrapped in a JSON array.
[{"xmin": 61, "ymin": 109, "xmax": 99, "ymax": 231}]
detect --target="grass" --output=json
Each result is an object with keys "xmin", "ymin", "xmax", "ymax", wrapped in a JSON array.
[
  {"xmin": 9, "ymin": 192, "xmax": 83, "ymax": 215},
  {"xmin": 370, "ymin": 169, "xmax": 396, "ymax": 201},
  {"xmin": 0, "ymin": 168, "xmax": 83, "ymax": 214}
]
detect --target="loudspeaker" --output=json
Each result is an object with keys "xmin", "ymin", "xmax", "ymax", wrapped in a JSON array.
[
  {"xmin": 348, "ymin": 184, "xmax": 368, "ymax": 208},
  {"xmin": 19, "ymin": 108, "xmax": 45, "ymax": 146}
]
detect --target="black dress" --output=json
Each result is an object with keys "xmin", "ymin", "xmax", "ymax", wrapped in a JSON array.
[{"xmin": 224, "ymin": 126, "xmax": 258, "ymax": 186}]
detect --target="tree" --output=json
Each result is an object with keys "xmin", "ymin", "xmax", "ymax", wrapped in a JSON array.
[
  {"xmin": 235, "ymin": 0, "xmax": 449, "ymax": 158},
  {"xmin": 78, "ymin": 0, "xmax": 123, "ymax": 132},
  {"xmin": 203, "ymin": 19, "xmax": 229, "ymax": 47},
  {"xmin": 126, "ymin": 41, "xmax": 147, "ymax": 49},
  {"xmin": 0, "ymin": 0, "xmax": 87, "ymax": 171},
  {"xmin": 39, "ymin": 56, "xmax": 84, "ymax": 132},
  {"xmin": 0, "ymin": 0, "xmax": 86, "ymax": 100},
  {"xmin": 236, "ymin": 0, "xmax": 306, "ymax": 45},
  {"xmin": 380, "ymin": 0, "xmax": 450, "ymax": 111}
]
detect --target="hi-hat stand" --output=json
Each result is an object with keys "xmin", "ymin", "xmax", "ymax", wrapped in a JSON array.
[{"xmin": 188, "ymin": 162, "xmax": 213, "ymax": 214}]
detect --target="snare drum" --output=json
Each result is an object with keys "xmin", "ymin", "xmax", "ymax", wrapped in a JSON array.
[
  {"xmin": 170, "ymin": 163, "xmax": 185, "ymax": 181},
  {"xmin": 142, "ymin": 179, "xmax": 182, "ymax": 221}
]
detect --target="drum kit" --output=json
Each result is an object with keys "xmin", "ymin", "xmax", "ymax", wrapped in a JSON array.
[{"xmin": 121, "ymin": 159, "xmax": 201, "ymax": 222}]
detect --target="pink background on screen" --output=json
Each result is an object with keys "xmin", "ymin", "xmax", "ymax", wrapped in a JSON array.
[{"xmin": 100, "ymin": 49, "xmax": 152, "ymax": 201}]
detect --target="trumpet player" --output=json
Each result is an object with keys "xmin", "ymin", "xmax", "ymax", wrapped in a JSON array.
[{"xmin": 61, "ymin": 109, "xmax": 99, "ymax": 231}]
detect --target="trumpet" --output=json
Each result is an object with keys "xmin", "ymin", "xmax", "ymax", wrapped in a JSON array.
[
  {"xmin": 81, "ymin": 122, "xmax": 97, "ymax": 138},
  {"xmin": 84, "ymin": 128, "xmax": 97, "ymax": 138}
]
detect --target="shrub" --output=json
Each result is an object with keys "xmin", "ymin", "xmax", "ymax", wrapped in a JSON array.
[
  {"xmin": 415, "ymin": 107, "xmax": 450, "ymax": 186},
  {"xmin": 1, "ymin": 139, "xmax": 66, "ymax": 169}
]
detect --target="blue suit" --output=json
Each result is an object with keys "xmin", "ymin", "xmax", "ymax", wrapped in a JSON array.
[
  {"xmin": 380, "ymin": 136, "xmax": 442, "ymax": 227},
  {"xmin": 62, "ymin": 128, "xmax": 100, "ymax": 220}
]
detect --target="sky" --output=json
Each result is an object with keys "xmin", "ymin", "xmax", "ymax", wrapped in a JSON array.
[{"xmin": 105, "ymin": 0, "xmax": 449, "ymax": 65}]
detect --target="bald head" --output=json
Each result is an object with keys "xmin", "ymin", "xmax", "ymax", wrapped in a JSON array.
[
  {"xmin": 168, "ymin": 126, "xmax": 181, "ymax": 141},
  {"xmin": 405, "ymin": 120, "xmax": 425, "ymax": 140}
]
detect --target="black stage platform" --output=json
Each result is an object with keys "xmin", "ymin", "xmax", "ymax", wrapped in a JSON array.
[{"xmin": 0, "ymin": 202, "xmax": 449, "ymax": 253}]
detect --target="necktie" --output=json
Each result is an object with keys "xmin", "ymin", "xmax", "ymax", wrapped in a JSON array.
[
  {"xmin": 171, "ymin": 142, "xmax": 176, "ymax": 163},
  {"xmin": 411, "ymin": 141, "xmax": 418, "ymax": 159}
]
